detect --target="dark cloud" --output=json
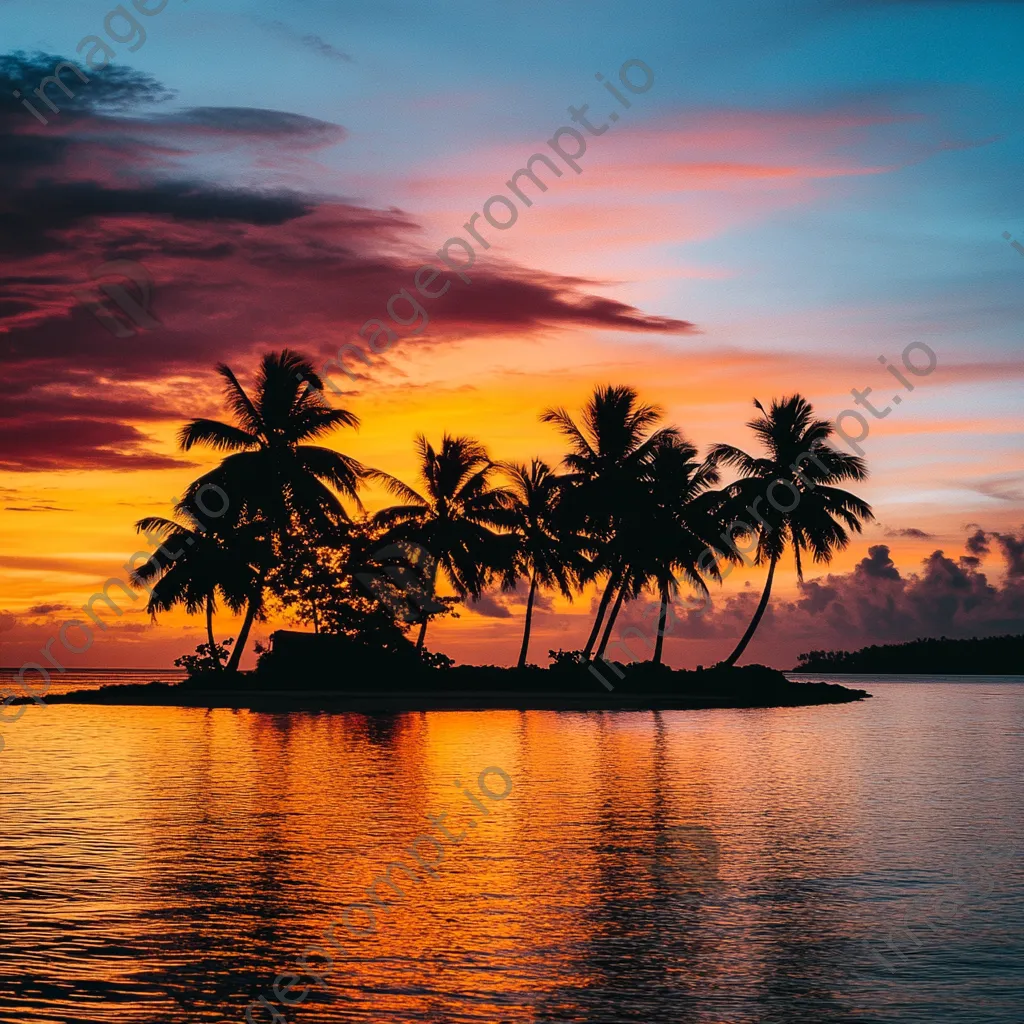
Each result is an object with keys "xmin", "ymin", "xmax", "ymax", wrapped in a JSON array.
[
  {"xmin": 617, "ymin": 533, "xmax": 1024, "ymax": 662},
  {"xmin": 469, "ymin": 593, "xmax": 514, "ymax": 619},
  {"xmin": 25, "ymin": 603, "xmax": 71, "ymax": 615},
  {"xmin": 992, "ymin": 529, "xmax": 1024, "ymax": 577},
  {"xmin": 0, "ymin": 554, "xmax": 136, "ymax": 577},
  {"xmin": 1, "ymin": 181, "xmax": 312, "ymax": 256},
  {"xmin": 0, "ymin": 50, "xmax": 174, "ymax": 120},
  {"xmin": 0, "ymin": 418, "xmax": 192, "ymax": 472},
  {"xmin": 148, "ymin": 106, "xmax": 347, "ymax": 144},
  {"xmin": 259, "ymin": 21, "xmax": 353, "ymax": 64},
  {"xmin": 885, "ymin": 526, "xmax": 934, "ymax": 539},
  {"xmin": 469, "ymin": 580, "xmax": 556, "ymax": 620},
  {"xmin": 4, "ymin": 504, "xmax": 72, "ymax": 511},
  {"xmin": 856, "ymin": 544, "xmax": 903, "ymax": 580},
  {"xmin": 961, "ymin": 526, "xmax": 1024, "ymax": 576},
  {"xmin": 298, "ymin": 35, "xmax": 353, "ymax": 64},
  {"xmin": 965, "ymin": 527, "xmax": 990, "ymax": 556},
  {"xmin": 0, "ymin": 50, "xmax": 693, "ymax": 474}
]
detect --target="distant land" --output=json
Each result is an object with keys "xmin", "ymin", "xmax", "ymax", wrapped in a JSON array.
[{"xmin": 795, "ymin": 634, "xmax": 1024, "ymax": 674}]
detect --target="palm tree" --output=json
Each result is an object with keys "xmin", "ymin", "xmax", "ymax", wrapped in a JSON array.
[
  {"xmin": 170, "ymin": 350, "xmax": 368, "ymax": 669},
  {"xmin": 178, "ymin": 350, "xmax": 365, "ymax": 534},
  {"xmin": 595, "ymin": 434, "xmax": 728, "ymax": 665},
  {"xmin": 369, "ymin": 434, "xmax": 511, "ymax": 649},
  {"xmin": 541, "ymin": 385, "xmax": 679, "ymax": 659},
  {"xmin": 500, "ymin": 459, "xmax": 584, "ymax": 668},
  {"xmin": 130, "ymin": 512, "xmax": 261, "ymax": 672},
  {"xmin": 708, "ymin": 395, "xmax": 874, "ymax": 667}
]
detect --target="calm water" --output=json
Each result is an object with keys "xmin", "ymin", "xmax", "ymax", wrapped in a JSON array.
[
  {"xmin": 0, "ymin": 667, "xmax": 186, "ymax": 698},
  {"xmin": 1, "ymin": 678, "xmax": 1022, "ymax": 1023}
]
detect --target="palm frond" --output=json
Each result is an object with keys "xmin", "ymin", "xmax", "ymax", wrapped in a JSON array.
[
  {"xmin": 364, "ymin": 468, "xmax": 428, "ymax": 506},
  {"xmin": 216, "ymin": 363, "xmax": 264, "ymax": 436},
  {"xmin": 178, "ymin": 419, "xmax": 259, "ymax": 453},
  {"xmin": 285, "ymin": 407, "xmax": 360, "ymax": 444}
]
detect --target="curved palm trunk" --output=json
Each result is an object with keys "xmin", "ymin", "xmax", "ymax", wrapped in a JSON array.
[
  {"xmin": 226, "ymin": 589, "xmax": 261, "ymax": 674},
  {"xmin": 584, "ymin": 565, "xmax": 622, "ymax": 659},
  {"xmin": 415, "ymin": 614, "xmax": 429, "ymax": 650},
  {"xmin": 595, "ymin": 578, "xmax": 628, "ymax": 660},
  {"xmin": 721, "ymin": 554, "xmax": 778, "ymax": 668},
  {"xmin": 652, "ymin": 584, "xmax": 669, "ymax": 666},
  {"xmin": 205, "ymin": 595, "xmax": 220, "ymax": 670},
  {"xmin": 517, "ymin": 572, "xmax": 539, "ymax": 669}
]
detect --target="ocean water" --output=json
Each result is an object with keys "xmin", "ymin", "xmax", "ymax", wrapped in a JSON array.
[
  {"xmin": 0, "ymin": 667, "xmax": 186, "ymax": 699},
  {"xmin": 0, "ymin": 678, "xmax": 1021, "ymax": 1023}
]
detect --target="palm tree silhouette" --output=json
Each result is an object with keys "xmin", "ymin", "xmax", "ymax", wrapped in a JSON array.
[
  {"xmin": 708, "ymin": 395, "xmax": 873, "ymax": 667},
  {"xmin": 599, "ymin": 435, "xmax": 727, "ymax": 665},
  {"xmin": 130, "ymin": 512, "xmax": 262, "ymax": 672},
  {"xmin": 169, "ymin": 350, "xmax": 367, "ymax": 670},
  {"xmin": 370, "ymin": 434, "xmax": 510, "ymax": 649},
  {"xmin": 542, "ymin": 385, "xmax": 678, "ymax": 659},
  {"xmin": 499, "ymin": 459, "xmax": 584, "ymax": 668},
  {"xmin": 178, "ymin": 350, "xmax": 365, "ymax": 533}
]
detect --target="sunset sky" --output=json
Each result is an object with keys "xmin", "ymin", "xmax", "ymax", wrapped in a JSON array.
[{"xmin": 1, "ymin": 0, "xmax": 1022, "ymax": 669}]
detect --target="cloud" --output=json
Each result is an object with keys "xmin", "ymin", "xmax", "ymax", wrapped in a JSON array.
[
  {"xmin": 0, "ymin": 554, "xmax": 133, "ymax": 577},
  {"xmin": 961, "ymin": 526, "xmax": 1024, "ymax": 577},
  {"xmin": 885, "ymin": 526, "xmax": 934, "ymax": 538},
  {"xmin": 0, "ymin": 51, "xmax": 693, "ymax": 473},
  {"xmin": 991, "ymin": 529, "xmax": 1024, "ymax": 577},
  {"xmin": 467, "ymin": 580, "xmax": 556, "ymax": 620},
  {"xmin": 468, "ymin": 592, "xmax": 514, "ymax": 619},
  {"xmin": 619, "ymin": 531, "xmax": 1024, "ymax": 663},
  {"xmin": 4, "ymin": 504, "xmax": 72, "ymax": 511},
  {"xmin": 25, "ymin": 603, "xmax": 71, "ymax": 616},
  {"xmin": 259, "ymin": 21, "xmax": 353, "ymax": 64},
  {"xmin": 0, "ymin": 418, "xmax": 192, "ymax": 472},
  {"xmin": 3, "ymin": 180, "xmax": 312, "ymax": 249},
  {"xmin": 147, "ymin": 106, "xmax": 347, "ymax": 146},
  {"xmin": 965, "ymin": 527, "xmax": 990, "ymax": 557},
  {"xmin": 0, "ymin": 50, "xmax": 174, "ymax": 121},
  {"xmin": 967, "ymin": 473, "xmax": 1024, "ymax": 503},
  {"xmin": 855, "ymin": 544, "xmax": 903, "ymax": 580}
]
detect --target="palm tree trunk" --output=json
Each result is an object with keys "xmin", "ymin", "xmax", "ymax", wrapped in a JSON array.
[
  {"xmin": 517, "ymin": 572, "xmax": 539, "ymax": 669},
  {"xmin": 596, "ymin": 578, "xmax": 628, "ymax": 659},
  {"xmin": 311, "ymin": 598, "xmax": 320, "ymax": 634},
  {"xmin": 652, "ymin": 584, "xmax": 669, "ymax": 666},
  {"xmin": 205, "ymin": 596, "xmax": 220, "ymax": 670},
  {"xmin": 584, "ymin": 566, "xmax": 622, "ymax": 659},
  {"xmin": 721, "ymin": 554, "xmax": 778, "ymax": 668},
  {"xmin": 415, "ymin": 614, "xmax": 429, "ymax": 650},
  {"xmin": 226, "ymin": 594, "xmax": 260, "ymax": 674}
]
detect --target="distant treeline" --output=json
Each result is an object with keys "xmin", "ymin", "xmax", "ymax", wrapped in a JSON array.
[{"xmin": 795, "ymin": 634, "xmax": 1024, "ymax": 674}]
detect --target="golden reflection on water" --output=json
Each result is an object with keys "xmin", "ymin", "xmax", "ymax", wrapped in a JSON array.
[{"xmin": 1, "ymin": 683, "xmax": 1023, "ymax": 1023}]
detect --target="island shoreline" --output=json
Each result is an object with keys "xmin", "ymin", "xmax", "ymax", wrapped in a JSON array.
[{"xmin": 27, "ymin": 676, "xmax": 870, "ymax": 713}]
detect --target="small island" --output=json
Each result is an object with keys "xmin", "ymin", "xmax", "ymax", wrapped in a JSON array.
[
  {"xmin": 795, "ymin": 634, "xmax": 1024, "ymax": 674},
  {"xmin": 27, "ymin": 353, "xmax": 879, "ymax": 715},
  {"xmin": 38, "ymin": 634, "xmax": 869, "ymax": 712}
]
